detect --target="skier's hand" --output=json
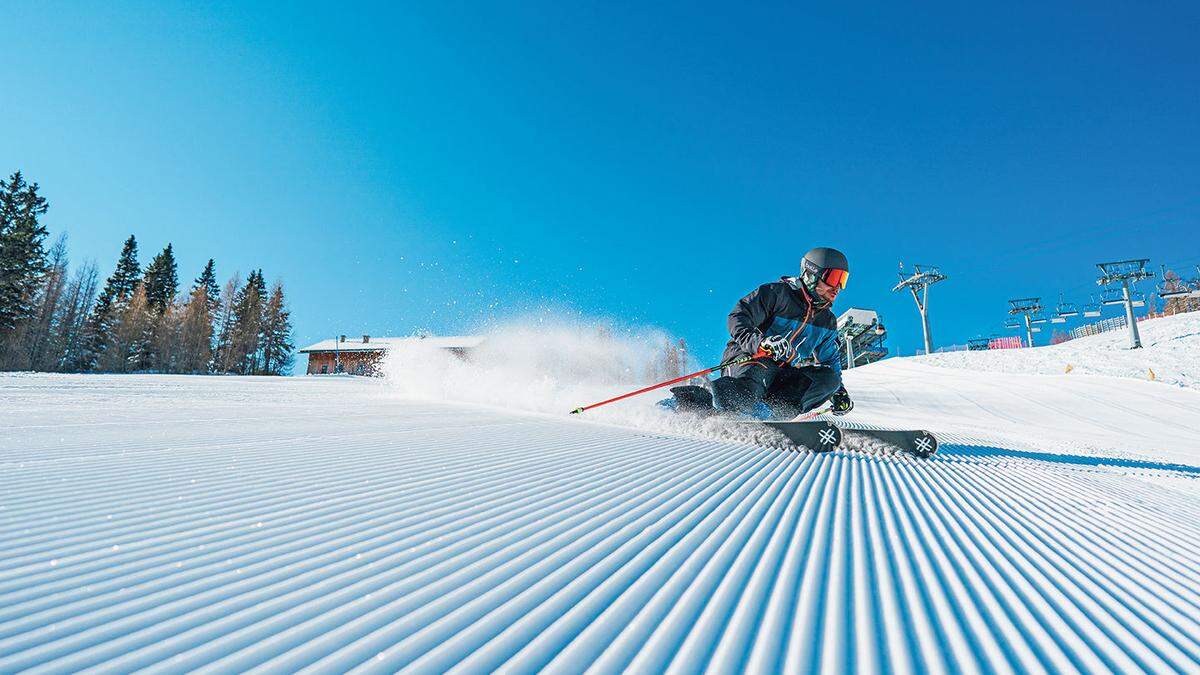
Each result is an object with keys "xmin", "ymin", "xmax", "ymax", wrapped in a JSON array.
[
  {"xmin": 759, "ymin": 334, "xmax": 791, "ymax": 362},
  {"xmin": 830, "ymin": 386, "xmax": 853, "ymax": 416}
]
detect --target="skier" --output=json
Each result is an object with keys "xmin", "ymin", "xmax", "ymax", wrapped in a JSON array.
[{"xmin": 671, "ymin": 247, "xmax": 854, "ymax": 419}]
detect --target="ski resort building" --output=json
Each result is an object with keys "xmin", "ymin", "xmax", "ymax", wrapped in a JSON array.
[
  {"xmin": 298, "ymin": 335, "xmax": 483, "ymax": 375},
  {"xmin": 836, "ymin": 307, "xmax": 888, "ymax": 368}
]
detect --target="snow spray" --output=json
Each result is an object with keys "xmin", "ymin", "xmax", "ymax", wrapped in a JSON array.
[{"xmin": 378, "ymin": 315, "xmax": 795, "ymax": 449}]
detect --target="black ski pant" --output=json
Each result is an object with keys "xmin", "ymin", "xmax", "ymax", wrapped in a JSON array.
[{"xmin": 711, "ymin": 359, "xmax": 841, "ymax": 419}]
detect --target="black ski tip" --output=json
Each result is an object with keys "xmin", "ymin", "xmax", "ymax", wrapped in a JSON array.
[
  {"xmin": 569, "ymin": 408, "xmax": 583, "ymax": 415},
  {"xmin": 909, "ymin": 431, "xmax": 938, "ymax": 457}
]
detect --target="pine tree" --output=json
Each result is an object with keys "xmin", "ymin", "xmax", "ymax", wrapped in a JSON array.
[
  {"xmin": 194, "ymin": 259, "xmax": 220, "ymax": 314},
  {"xmin": 230, "ymin": 270, "xmax": 266, "ymax": 374},
  {"xmin": 260, "ymin": 281, "xmax": 294, "ymax": 375},
  {"xmin": 141, "ymin": 244, "xmax": 179, "ymax": 371},
  {"xmin": 82, "ymin": 235, "xmax": 140, "ymax": 369},
  {"xmin": 142, "ymin": 243, "xmax": 178, "ymax": 314},
  {"xmin": 190, "ymin": 259, "xmax": 221, "ymax": 371},
  {"xmin": 0, "ymin": 171, "xmax": 50, "ymax": 344}
]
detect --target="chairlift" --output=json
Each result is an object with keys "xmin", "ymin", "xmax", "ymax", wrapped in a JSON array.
[
  {"xmin": 1158, "ymin": 282, "xmax": 1191, "ymax": 300},
  {"xmin": 1100, "ymin": 288, "xmax": 1124, "ymax": 306},
  {"xmin": 1130, "ymin": 291, "xmax": 1146, "ymax": 308},
  {"xmin": 1163, "ymin": 275, "xmax": 1200, "ymax": 298},
  {"xmin": 1054, "ymin": 294, "xmax": 1079, "ymax": 318},
  {"xmin": 1050, "ymin": 316, "xmax": 1066, "ymax": 324},
  {"xmin": 1156, "ymin": 264, "xmax": 1194, "ymax": 299},
  {"xmin": 1004, "ymin": 319, "xmax": 1019, "ymax": 329},
  {"xmin": 1082, "ymin": 295, "xmax": 1102, "ymax": 317},
  {"xmin": 1029, "ymin": 313, "xmax": 1048, "ymax": 325}
]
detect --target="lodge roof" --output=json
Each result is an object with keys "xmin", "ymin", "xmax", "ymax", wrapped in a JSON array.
[{"xmin": 298, "ymin": 335, "xmax": 485, "ymax": 353}]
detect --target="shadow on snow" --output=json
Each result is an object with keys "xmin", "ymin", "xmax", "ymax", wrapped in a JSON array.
[{"xmin": 938, "ymin": 444, "xmax": 1200, "ymax": 477}]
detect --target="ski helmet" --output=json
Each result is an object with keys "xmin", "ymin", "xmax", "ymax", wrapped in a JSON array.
[{"xmin": 799, "ymin": 247, "xmax": 849, "ymax": 295}]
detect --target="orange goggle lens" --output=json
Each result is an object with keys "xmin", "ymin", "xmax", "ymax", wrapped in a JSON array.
[{"xmin": 821, "ymin": 268, "xmax": 849, "ymax": 289}]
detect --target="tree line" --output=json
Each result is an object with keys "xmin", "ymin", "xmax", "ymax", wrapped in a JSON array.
[{"xmin": 0, "ymin": 170, "xmax": 294, "ymax": 375}]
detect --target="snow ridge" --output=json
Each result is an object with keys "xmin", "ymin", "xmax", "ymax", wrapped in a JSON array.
[{"xmin": 918, "ymin": 312, "xmax": 1200, "ymax": 389}]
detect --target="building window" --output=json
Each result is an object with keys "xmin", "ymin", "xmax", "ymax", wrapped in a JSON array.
[{"xmin": 321, "ymin": 364, "xmax": 328, "ymax": 374}]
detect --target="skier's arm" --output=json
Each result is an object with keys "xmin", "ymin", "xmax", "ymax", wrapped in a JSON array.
[
  {"xmin": 813, "ymin": 326, "xmax": 843, "ymax": 378},
  {"xmin": 727, "ymin": 284, "xmax": 775, "ymax": 354}
]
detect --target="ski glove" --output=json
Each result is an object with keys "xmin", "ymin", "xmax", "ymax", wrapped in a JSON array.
[
  {"xmin": 830, "ymin": 386, "xmax": 853, "ymax": 416},
  {"xmin": 759, "ymin": 334, "xmax": 791, "ymax": 361}
]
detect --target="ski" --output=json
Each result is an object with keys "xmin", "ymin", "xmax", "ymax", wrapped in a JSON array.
[
  {"xmin": 755, "ymin": 420, "xmax": 843, "ymax": 453},
  {"xmin": 830, "ymin": 422, "xmax": 939, "ymax": 458}
]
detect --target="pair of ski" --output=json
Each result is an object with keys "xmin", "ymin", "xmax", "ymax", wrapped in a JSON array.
[
  {"xmin": 755, "ymin": 413, "xmax": 939, "ymax": 458},
  {"xmin": 663, "ymin": 385, "xmax": 937, "ymax": 458}
]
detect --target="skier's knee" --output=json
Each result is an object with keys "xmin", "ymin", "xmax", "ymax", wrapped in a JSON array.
[
  {"xmin": 799, "ymin": 369, "xmax": 841, "ymax": 411},
  {"xmin": 711, "ymin": 376, "xmax": 763, "ymax": 414}
]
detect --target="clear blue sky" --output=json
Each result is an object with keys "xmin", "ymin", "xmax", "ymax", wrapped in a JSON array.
[{"xmin": 3, "ymin": 1, "xmax": 1198, "ymax": 362}]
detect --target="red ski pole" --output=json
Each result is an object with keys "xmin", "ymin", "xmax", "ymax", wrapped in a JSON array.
[{"xmin": 569, "ymin": 348, "xmax": 767, "ymax": 415}]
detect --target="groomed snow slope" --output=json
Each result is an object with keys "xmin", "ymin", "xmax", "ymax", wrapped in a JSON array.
[
  {"xmin": 2, "ymin": 363, "xmax": 1200, "ymax": 673},
  {"xmin": 917, "ymin": 312, "xmax": 1200, "ymax": 389}
]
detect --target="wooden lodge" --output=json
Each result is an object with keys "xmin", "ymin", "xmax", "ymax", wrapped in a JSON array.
[{"xmin": 298, "ymin": 334, "xmax": 483, "ymax": 376}]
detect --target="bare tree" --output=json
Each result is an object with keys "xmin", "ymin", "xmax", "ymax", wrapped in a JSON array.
[
  {"xmin": 54, "ymin": 260, "xmax": 99, "ymax": 371},
  {"xmin": 213, "ymin": 272, "xmax": 241, "ymax": 373},
  {"xmin": 176, "ymin": 286, "xmax": 215, "ymax": 373},
  {"xmin": 100, "ymin": 283, "xmax": 153, "ymax": 372}
]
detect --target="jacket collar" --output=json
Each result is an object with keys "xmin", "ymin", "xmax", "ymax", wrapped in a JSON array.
[{"xmin": 783, "ymin": 275, "xmax": 831, "ymax": 312}]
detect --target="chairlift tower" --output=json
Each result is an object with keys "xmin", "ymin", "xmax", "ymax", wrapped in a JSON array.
[
  {"xmin": 1096, "ymin": 259, "xmax": 1153, "ymax": 349},
  {"xmin": 893, "ymin": 264, "xmax": 947, "ymax": 355},
  {"xmin": 1007, "ymin": 298, "xmax": 1043, "ymax": 347}
]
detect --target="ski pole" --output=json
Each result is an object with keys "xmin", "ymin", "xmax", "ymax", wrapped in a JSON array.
[{"xmin": 569, "ymin": 349, "xmax": 767, "ymax": 415}]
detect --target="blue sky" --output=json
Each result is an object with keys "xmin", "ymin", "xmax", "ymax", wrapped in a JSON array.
[{"xmin": 2, "ymin": 1, "xmax": 1198, "ymax": 362}]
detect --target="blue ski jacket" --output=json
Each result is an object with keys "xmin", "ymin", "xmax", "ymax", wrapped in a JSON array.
[{"xmin": 721, "ymin": 277, "xmax": 842, "ymax": 376}]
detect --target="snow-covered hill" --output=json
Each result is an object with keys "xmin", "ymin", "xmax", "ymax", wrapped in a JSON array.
[
  {"xmin": 917, "ymin": 312, "xmax": 1200, "ymax": 389},
  {"xmin": 3, "ymin": 320, "xmax": 1200, "ymax": 672}
]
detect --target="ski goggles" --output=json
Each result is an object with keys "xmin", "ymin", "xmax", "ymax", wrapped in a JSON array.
[{"xmin": 820, "ymin": 268, "xmax": 850, "ymax": 289}]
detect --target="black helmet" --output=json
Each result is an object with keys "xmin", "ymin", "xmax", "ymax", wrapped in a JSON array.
[{"xmin": 799, "ymin": 247, "xmax": 849, "ymax": 295}]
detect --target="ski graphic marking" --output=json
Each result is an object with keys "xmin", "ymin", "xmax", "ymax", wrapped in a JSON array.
[
  {"xmin": 756, "ymin": 420, "xmax": 842, "ymax": 453},
  {"xmin": 837, "ymin": 426, "xmax": 939, "ymax": 458}
]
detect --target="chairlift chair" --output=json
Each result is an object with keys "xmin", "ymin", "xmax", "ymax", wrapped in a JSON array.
[
  {"xmin": 1082, "ymin": 295, "xmax": 1102, "ymax": 317},
  {"xmin": 1100, "ymin": 288, "xmax": 1124, "ymax": 306},
  {"xmin": 1054, "ymin": 294, "xmax": 1079, "ymax": 318},
  {"xmin": 1157, "ymin": 282, "xmax": 1191, "ymax": 300},
  {"xmin": 1155, "ymin": 263, "xmax": 1194, "ymax": 299}
]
